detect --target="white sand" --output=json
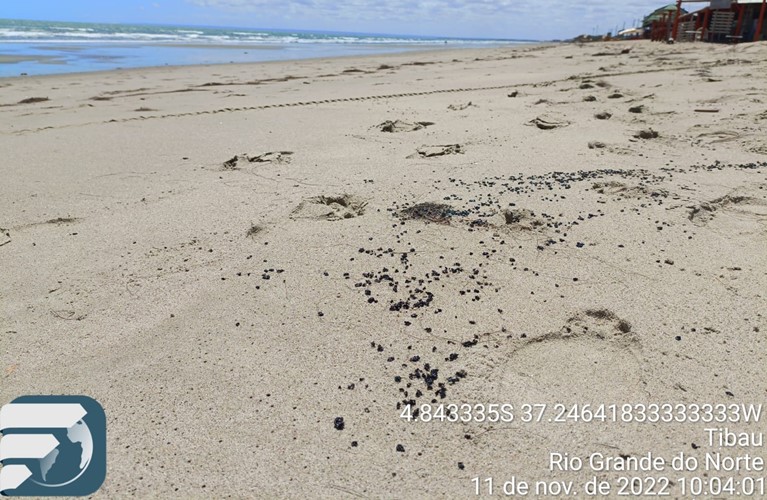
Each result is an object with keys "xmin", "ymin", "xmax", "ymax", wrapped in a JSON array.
[{"xmin": 1, "ymin": 40, "xmax": 766, "ymax": 498}]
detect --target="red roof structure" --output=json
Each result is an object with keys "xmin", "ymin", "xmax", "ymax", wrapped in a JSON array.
[{"xmin": 648, "ymin": 0, "xmax": 766, "ymax": 42}]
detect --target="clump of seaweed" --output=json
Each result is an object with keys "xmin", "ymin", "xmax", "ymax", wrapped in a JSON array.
[
  {"xmin": 18, "ymin": 97, "xmax": 49, "ymax": 104},
  {"xmin": 46, "ymin": 217, "xmax": 79, "ymax": 225},
  {"xmin": 503, "ymin": 209, "xmax": 545, "ymax": 230},
  {"xmin": 400, "ymin": 202, "xmax": 466, "ymax": 224}
]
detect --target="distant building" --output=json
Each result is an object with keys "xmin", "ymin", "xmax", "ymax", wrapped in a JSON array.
[
  {"xmin": 643, "ymin": 4, "xmax": 688, "ymax": 28},
  {"xmin": 646, "ymin": 0, "xmax": 766, "ymax": 42},
  {"xmin": 728, "ymin": 0, "xmax": 767, "ymax": 41}
]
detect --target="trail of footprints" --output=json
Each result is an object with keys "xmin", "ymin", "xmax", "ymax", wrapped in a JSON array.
[{"xmin": 9, "ymin": 62, "xmax": 728, "ymax": 135}]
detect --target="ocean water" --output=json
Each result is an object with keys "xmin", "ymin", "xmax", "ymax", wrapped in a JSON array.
[{"xmin": 0, "ymin": 19, "xmax": 531, "ymax": 77}]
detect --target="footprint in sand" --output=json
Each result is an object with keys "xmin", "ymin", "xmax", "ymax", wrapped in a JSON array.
[
  {"xmin": 408, "ymin": 144, "xmax": 464, "ymax": 158},
  {"xmin": 290, "ymin": 195, "xmax": 367, "ymax": 221},
  {"xmin": 222, "ymin": 151, "xmax": 293, "ymax": 170},
  {"xmin": 528, "ymin": 114, "xmax": 570, "ymax": 130},
  {"xmin": 688, "ymin": 186, "xmax": 767, "ymax": 231},
  {"xmin": 375, "ymin": 120, "xmax": 434, "ymax": 133},
  {"xmin": 694, "ymin": 130, "xmax": 741, "ymax": 144},
  {"xmin": 447, "ymin": 102, "xmax": 476, "ymax": 111},
  {"xmin": 592, "ymin": 181, "xmax": 669, "ymax": 200},
  {"xmin": 494, "ymin": 309, "xmax": 645, "ymax": 401}
]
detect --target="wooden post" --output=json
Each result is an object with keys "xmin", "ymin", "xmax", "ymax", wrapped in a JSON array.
[
  {"xmin": 672, "ymin": 0, "xmax": 683, "ymax": 40},
  {"xmin": 734, "ymin": 3, "xmax": 746, "ymax": 40},
  {"xmin": 702, "ymin": 7, "xmax": 711, "ymax": 41},
  {"xmin": 755, "ymin": 0, "xmax": 767, "ymax": 41}
]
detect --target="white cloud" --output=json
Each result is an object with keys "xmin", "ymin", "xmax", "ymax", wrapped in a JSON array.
[{"xmin": 185, "ymin": 0, "xmax": 683, "ymax": 39}]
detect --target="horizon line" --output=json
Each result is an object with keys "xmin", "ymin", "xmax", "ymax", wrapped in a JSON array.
[{"xmin": 0, "ymin": 17, "xmax": 542, "ymax": 43}]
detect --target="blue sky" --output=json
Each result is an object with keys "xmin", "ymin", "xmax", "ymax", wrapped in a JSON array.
[{"xmin": 1, "ymin": 0, "xmax": 684, "ymax": 40}]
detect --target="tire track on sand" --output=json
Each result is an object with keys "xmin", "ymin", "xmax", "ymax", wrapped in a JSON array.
[{"xmin": 7, "ymin": 64, "xmax": 710, "ymax": 136}]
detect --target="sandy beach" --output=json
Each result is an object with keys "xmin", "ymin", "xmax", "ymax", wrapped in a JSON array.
[{"xmin": 1, "ymin": 40, "xmax": 766, "ymax": 497}]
